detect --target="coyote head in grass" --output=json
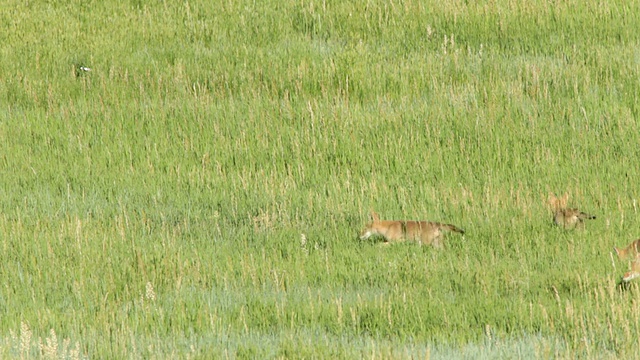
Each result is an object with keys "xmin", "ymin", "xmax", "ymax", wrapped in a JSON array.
[
  {"xmin": 547, "ymin": 192, "xmax": 596, "ymax": 229},
  {"xmin": 622, "ymin": 254, "xmax": 640, "ymax": 283},
  {"xmin": 614, "ymin": 239, "xmax": 640, "ymax": 260}
]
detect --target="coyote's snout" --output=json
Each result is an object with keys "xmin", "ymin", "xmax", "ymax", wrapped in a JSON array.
[
  {"xmin": 359, "ymin": 211, "xmax": 464, "ymax": 248},
  {"xmin": 547, "ymin": 193, "xmax": 596, "ymax": 229},
  {"xmin": 622, "ymin": 254, "xmax": 640, "ymax": 283},
  {"xmin": 614, "ymin": 239, "xmax": 640, "ymax": 260}
]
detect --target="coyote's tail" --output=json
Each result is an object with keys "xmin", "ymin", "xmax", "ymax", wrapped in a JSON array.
[
  {"xmin": 578, "ymin": 212, "xmax": 596, "ymax": 220},
  {"xmin": 441, "ymin": 224, "xmax": 465, "ymax": 235}
]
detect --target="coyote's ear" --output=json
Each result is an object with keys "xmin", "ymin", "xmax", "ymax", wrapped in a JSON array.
[
  {"xmin": 370, "ymin": 210, "xmax": 380, "ymax": 221},
  {"xmin": 560, "ymin": 193, "xmax": 569, "ymax": 207},
  {"xmin": 614, "ymin": 247, "xmax": 622, "ymax": 257},
  {"xmin": 547, "ymin": 193, "xmax": 558, "ymax": 208}
]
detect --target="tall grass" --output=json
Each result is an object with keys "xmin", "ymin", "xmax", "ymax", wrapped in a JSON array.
[{"xmin": 1, "ymin": 0, "xmax": 640, "ymax": 358}]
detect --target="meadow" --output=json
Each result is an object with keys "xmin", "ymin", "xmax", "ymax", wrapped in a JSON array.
[{"xmin": 1, "ymin": 0, "xmax": 640, "ymax": 358}]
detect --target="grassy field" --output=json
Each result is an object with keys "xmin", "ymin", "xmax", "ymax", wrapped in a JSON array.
[{"xmin": 2, "ymin": 0, "xmax": 640, "ymax": 358}]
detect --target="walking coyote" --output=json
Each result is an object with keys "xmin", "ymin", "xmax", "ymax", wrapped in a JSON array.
[{"xmin": 359, "ymin": 211, "xmax": 464, "ymax": 248}]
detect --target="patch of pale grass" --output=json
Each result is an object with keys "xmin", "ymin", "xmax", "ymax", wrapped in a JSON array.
[{"xmin": 2, "ymin": 322, "xmax": 84, "ymax": 360}]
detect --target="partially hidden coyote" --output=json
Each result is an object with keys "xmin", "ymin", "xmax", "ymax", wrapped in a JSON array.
[
  {"xmin": 622, "ymin": 254, "xmax": 640, "ymax": 283},
  {"xmin": 614, "ymin": 239, "xmax": 640, "ymax": 260},
  {"xmin": 359, "ymin": 211, "xmax": 464, "ymax": 248},
  {"xmin": 547, "ymin": 193, "xmax": 596, "ymax": 229}
]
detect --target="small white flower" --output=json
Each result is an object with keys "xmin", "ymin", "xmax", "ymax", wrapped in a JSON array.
[
  {"xmin": 301, "ymin": 233, "xmax": 308, "ymax": 254},
  {"xmin": 145, "ymin": 282, "xmax": 156, "ymax": 301}
]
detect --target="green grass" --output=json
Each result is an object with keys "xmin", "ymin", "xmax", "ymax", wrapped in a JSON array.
[{"xmin": 2, "ymin": 0, "xmax": 640, "ymax": 358}]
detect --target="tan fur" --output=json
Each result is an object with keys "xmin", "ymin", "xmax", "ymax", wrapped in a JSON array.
[
  {"xmin": 614, "ymin": 239, "xmax": 640, "ymax": 260},
  {"xmin": 359, "ymin": 211, "xmax": 464, "ymax": 248},
  {"xmin": 622, "ymin": 254, "xmax": 640, "ymax": 282},
  {"xmin": 547, "ymin": 192, "xmax": 596, "ymax": 229}
]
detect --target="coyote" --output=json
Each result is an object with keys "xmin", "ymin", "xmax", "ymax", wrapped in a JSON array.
[
  {"xmin": 622, "ymin": 254, "xmax": 640, "ymax": 282},
  {"xmin": 359, "ymin": 211, "xmax": 464, "ymax": 248},
  {"xmin": 547, "ymin": 193, "xmax": 596, "ymax": 229},
  {"xmin": 614, "ymin": 239, "xmax": 640, "ymax": 260}
]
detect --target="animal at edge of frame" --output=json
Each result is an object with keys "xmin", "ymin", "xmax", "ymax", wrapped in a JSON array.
[
  {"xmin": 359, "ymin": 210, "xmax": 464, "ymax": 249},
  {"xmin": 614, "ymin": 239, "xmax": 640, "ymax": 260},
  {"xmin": 621, "ymin": 253, "xmax": 640, "ymax": 283},
  {"xmin": 547, "ymin": 192, "xmax": 596, "ymax": 229}
]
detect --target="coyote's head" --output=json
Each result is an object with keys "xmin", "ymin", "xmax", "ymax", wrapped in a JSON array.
[
  {"xmin": 623, "ymin": 254, "xmax": 640, "ymax": 282},
  {"xmin": 547, "ymin": 192, "xmax": 569, "ymax": 211},
  {"xmin": 359, "ymin": 211, "xmax": 380, "ymax": 240}
]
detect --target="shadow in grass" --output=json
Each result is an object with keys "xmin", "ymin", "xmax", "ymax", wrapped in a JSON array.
[{"xmin": 616, "ymin": 278, "xmax": 636, "ymax": 292}]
